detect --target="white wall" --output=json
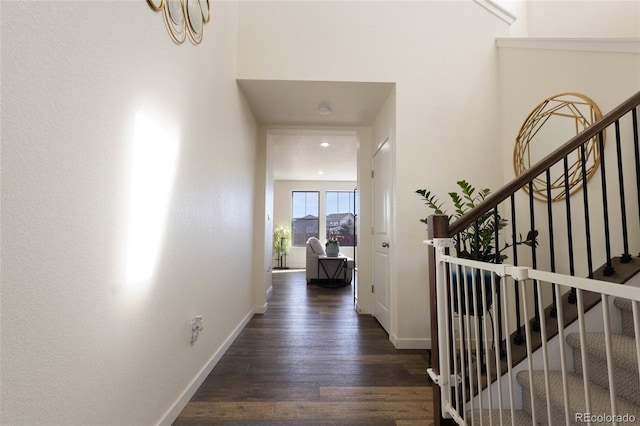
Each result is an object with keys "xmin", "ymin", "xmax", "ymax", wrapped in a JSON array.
[
  {"xmin": 499, "ymin": 46, "xmax": 640, "ymax": 161},
  {"xmin": 526, "ymin": 0, "xmax": 640, "ymax": 38},
  {"xmin": 238, "ymin": 1, "xmax": 510, "ymax": 347},
  {"xmin": 273, "ymin": 180, "xmax": 357, "ymax": 268},
  {"xmin": 253, "ymin": 127, "xmax": 273, "ymax": 311},
  {"xmin": 497, "ymin": 43, "xmax": 640, "ymax": 331},
  {"xmin": 1, "ymin": 2, "xmax": 257, "ymax": 425},
  {"xmin": 498, "ymin": 44, "xmax": 640, "ymax": 264}
]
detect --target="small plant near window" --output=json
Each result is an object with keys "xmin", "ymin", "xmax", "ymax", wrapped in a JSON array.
[
  {"xmin": 273, "ymin": 224, "xmax": 292, "ymax": 269},
  {"xmin": 416, "ymin": 180, "xmax": 537, "ymax": 263},
  {"xmin": 273, "ymin": 224, "xmax": 291, "ymax": 257}
]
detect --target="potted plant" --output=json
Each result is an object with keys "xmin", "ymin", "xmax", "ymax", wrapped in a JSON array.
[
  {"xmin": 273, "ymin": 224, "xmax": 291, "ymax": 269},
  {"xmin": 416, "ymin": 180, "xmax": 537, "ymax": 261},
  {"xmin": 325, "ymin": 237, "xmax": 340, "ymax": 257},
  {"xmin": 416, "ymin": 180, "xmax": 538, "ymax": 314}
]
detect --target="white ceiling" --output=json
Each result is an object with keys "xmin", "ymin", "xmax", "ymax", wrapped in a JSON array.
[
  {"xmin": 237, "ymin": 80, "xmax": 394, "ymax": 127},
  {"xmin": 237, "ymin": 80, "xmax": 394, "ymax": 181},
  {"xmin": 270, "ymin": 130, "xmax": 358, "ymax": 181}
]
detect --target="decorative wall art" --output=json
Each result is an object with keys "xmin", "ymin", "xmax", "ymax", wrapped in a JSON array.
[
  {"xmin": 147, "ymin": 0, "xmax": 210, "ymax": 45},
  {"xmin": 513, "ymin": 93, "xmax": 603, "ymax": 202}
]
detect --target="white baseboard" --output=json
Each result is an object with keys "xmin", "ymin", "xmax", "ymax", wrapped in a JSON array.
[
  {"xmin": 157, "ymin": 309, "xmax": 255, "ymax": 426},
  {"xmin": 355, "ymin": 301, "xmax": 370, "ymax": 314},
  {"xmin": 255, "ymin": 302, "xmax": 268, "ymax": 314},
  {"xmin": 391, "ymin": 334, "xmax": 431, "ymax": 350},
  {"xmin": 253, "ymin": 286, "xmax": 272, "ymax": 314}
]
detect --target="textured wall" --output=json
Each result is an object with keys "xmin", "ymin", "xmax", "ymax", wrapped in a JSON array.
[{"xmin": 1, "ymin": 1, "xmax": 257, "ymax": 424}]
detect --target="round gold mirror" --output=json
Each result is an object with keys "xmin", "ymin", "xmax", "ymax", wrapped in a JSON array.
[
  {"xmin": 148, "ymin": 0, "xmax": 210, "ymax": 45},
  {"xmin": 186, "ymin": 0, "xmax": 204, "ymax": 44},
  {"xmin": 147, "ymin": 0, "xmax": 164, "ymax": 12},
  {"xmin": 513, "ymin": 93, "xmax": 603, "ymax": 202}
]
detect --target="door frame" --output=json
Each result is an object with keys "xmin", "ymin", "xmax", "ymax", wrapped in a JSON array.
[
  {"xmin": 261, "ymin": 128, "xmax": 366, "ymax": 309},
  {"xmin": 371, "ymin": 134, "xmax": 394, "ymax": 335}
]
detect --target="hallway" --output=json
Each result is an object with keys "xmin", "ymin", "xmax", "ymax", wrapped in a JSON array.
[{"xmin": 173, "ymin": 270, "xmax": 433, "ymax": 425}]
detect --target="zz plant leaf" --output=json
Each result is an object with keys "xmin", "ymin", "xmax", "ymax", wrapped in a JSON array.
[{"xmin": 416, "ymin": 180, "xmax": 537, "ymax": 263}]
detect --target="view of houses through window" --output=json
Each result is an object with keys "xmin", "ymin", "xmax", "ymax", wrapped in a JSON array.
[
  {"xmin": 326, "ymin": 191, "xmax": 357, "ymax": 246},
  {"xmin": 291, "ymin": 190, "xmax": 357, "ymax": 247},
  {"xmin": 291, "ymin": 191, "xmax": 319, "ymax": 246}
]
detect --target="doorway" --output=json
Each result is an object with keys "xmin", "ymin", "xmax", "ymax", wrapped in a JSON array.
[
  {"xmin": 372, "ymin": 137, "xmax": 392, "ymax": 334},
  {"xmin": 268, "ymin": 129, "xmax": 359, "ymax": 271},
  {"xmin": 236, "ymin": 79, "xmax": 395, "ymax": 317}
]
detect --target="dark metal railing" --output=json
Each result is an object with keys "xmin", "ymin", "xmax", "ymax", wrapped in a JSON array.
[{"xmin": 428, "ymin": 91, "xmax": 640, "ymax": 425}]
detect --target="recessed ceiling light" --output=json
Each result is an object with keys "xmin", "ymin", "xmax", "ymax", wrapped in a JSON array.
[
  {"xmin": 318, "ymin": 105, "xmax": 331, "ymax": 115},
  {"xmin": 320, "ymin": 142, "xmax": 330, "ymax": 148},
  {"xmin": 318, "ymin": 170, "xmax": 325, "ymax": 175}
]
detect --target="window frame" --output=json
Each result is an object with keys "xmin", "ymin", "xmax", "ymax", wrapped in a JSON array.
[
  {"xmin": 291, "ymin": 191, "xmax": 320, "ymax": 247},
  {"xmin": 325, "ymin": 190, "xmax": 357, "ymax": 247}
]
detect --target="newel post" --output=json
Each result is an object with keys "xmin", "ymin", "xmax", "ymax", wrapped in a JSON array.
[{"xmin": 427, "ymin": 214, "xmax": 455, "ymax": 425}]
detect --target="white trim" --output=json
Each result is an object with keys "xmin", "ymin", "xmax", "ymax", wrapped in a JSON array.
[
  {"xmin": 253, "ymin": 284, "xmax": 271, "ymax": 314},
  {"xmin": 355, "ymin": 300, "xmax": 370, "ymax": 314},
  {"xmin": 389, "ymin": 331, "xmax": 399, "ymax": 348},
  {"xmin": 157, "ymin": 309, "xmax": 255, "ymax": 426},
  {"xmin": 266, "ymin": 284, "xmax": 273, "ymax": 298},
  {"xmin": 393, "ymin": 336, "xmax": 431, "ymax": 350},
  {"xmin": 474, "ymin": 0, "xmax": 516, "ymax": 25},
  {"xmin": 254, "ymin": 301, "xmax": 269, "ymax": 314},
  {"xmin": 496, "ymin": 38, "xmax": 640, "ymax": 54}
]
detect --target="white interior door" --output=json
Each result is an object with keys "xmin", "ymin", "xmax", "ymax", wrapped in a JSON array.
[{"xmin": 372, "ymin": 137, "xmax": 391, "ymax": 334}]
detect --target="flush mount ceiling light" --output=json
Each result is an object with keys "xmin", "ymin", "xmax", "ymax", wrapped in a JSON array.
[
  {"xmin": 318, "ymin": 105, "xmax": 331, "ymax": 115},
  {"xmin": 320, "ymin": 142, "xmax": 330, "ymax": 148}
]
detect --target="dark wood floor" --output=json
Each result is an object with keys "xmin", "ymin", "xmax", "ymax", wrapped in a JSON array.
[{"xmin": 174, "ymin": 270, "xmax": 433, "ymax": 425}]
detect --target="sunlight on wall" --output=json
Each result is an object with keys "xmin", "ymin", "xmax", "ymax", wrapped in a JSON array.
[{"xmin": 124, "ymin": 112, "xmax": 180, "ymax": 294}]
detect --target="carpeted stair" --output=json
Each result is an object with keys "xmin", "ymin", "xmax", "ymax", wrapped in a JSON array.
[
  {"xmin": 566, "ymin": 332, "xmax": 640, "ymax": 406},
  {"xmin": 473, "ymin": 297, "xmax": 640, "ymax": 425},
  {"xmin": 467, "ymin": 409, "xmax": 533, "ymax": 424},
  {"xmin": 614, "ymin": 297, "xmax": 636, "ymax": 338}
]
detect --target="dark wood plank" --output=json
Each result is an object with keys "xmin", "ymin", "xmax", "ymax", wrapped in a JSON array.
[{"xmin": 173, "ymin": 270, "xmax": 433, "ymax": 425}]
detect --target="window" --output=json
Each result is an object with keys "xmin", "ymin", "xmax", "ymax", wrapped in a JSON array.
[
  {"xmin": 326, "ymin": 191, "xmax": 357, "ymax": 246},
  {"xmin": 292, "ymin": 191, "xmax": 319, "ymax": 246}
]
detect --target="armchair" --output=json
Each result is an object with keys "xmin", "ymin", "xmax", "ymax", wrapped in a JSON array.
[{"xmin": 305, "ymin": 237, "xmax": 354, "ymax": 285}]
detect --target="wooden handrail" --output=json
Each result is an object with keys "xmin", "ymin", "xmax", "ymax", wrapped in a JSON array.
[{"xmin": 450, "ymin": 91, "xmax": 640, "ymax": 236}]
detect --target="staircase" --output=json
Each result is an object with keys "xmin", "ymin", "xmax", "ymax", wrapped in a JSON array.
[
  {"xmin": 437, "ymin": 262, "xmax": 640, "ymax": 425},
  {"xmin": 469, "ymin": 295, "xmax": 640, "ymax": 424},
  {"xmin": 427, "ymin": 91, "xmax": 640, "ymax": 425},
  {"xmin": 517, "ymin": 297, "xmax": 640, "ymax": 424}
]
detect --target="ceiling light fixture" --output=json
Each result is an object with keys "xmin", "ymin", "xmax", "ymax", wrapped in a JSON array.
[
  {"xmin": 318, "ymin": 105, "xmax": 331, "ymax": 115},
  {"xmin": 320, "ymin": 142, "xmax": 330, "ymax": 148}
]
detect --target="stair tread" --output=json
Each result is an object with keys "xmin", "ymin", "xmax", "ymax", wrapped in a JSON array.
[
  {"xmin": 567, "ymin": 332, "xmax": 640, "ymax": 406},
  {"xmin": 614, "ymin": 296, "xmax": 634, "ymax": 312},
  {"xmin": 469, "ymin": 409, "xmax": 533, "ymax": 425},
  {"xmin": 566, "ymin": 332, "xmax": 639, "ymax": 372},
  {"xmin": 614, "ymin": 296, "xmax": 638, "ymax": 337},
  {"xmin": 593, "ymin": 257, "xmax": 640, "ymax": 284},
  {"xmin": 517, "ymin": 370, "xmax": 640, "ymax": 419}
]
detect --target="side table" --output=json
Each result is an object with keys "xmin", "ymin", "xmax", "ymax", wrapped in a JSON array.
[{"xmin": 316, "ymin": 255, "xmax": 348, "ymax": 287}]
